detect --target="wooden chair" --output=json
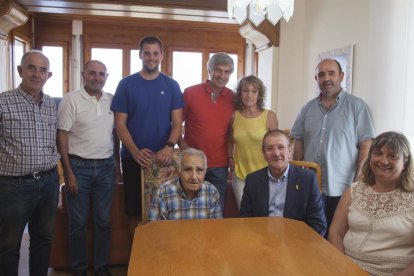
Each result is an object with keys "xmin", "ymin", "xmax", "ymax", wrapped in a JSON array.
[
  {"xmin": 140, "ymin": 151, "xmax": 180, "ymax": 223},
  {"xmin": 289, "ymin": 160, "xmax": 322, "ymax": 192}
]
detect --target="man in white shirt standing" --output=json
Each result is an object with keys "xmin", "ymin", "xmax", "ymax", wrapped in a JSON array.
[{"xmin": 57, "ymin": 60, "xmax": 120, "ymax": 276}]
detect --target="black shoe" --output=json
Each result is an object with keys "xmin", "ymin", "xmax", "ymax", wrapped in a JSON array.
[
  {"xmin": 95, "ymin": 266, "xmax": 113, "ymax": 276},
  {"xmin": 73, "ymin": 269, "xmax": 87, "ymax": 276}
]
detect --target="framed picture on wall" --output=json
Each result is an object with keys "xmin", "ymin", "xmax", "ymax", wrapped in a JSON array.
[{"xmin": 318, "ymin": 44, "xmax": 354, "ymax": 93}]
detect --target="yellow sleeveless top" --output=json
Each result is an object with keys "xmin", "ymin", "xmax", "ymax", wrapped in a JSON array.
[{"xmin": 232, "ymin": 110, "xmax": 268, "ymax": 180}]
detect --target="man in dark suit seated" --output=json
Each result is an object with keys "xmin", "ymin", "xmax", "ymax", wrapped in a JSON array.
[{"xmin": 240, "ymin": 130, "xmax": 327, "ymax": 236}]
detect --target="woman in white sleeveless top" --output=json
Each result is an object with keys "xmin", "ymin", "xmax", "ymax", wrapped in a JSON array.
[{"xmin": 328, "ymin": 131, "xmax": 414, "ymax": 276}]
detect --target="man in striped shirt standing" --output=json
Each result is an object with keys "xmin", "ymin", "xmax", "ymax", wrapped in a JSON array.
[{"xmin": 0, "ymin": 50, "xmax": 60, "ymax": 276}]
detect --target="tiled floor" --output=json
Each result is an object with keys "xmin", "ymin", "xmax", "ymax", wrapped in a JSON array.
[{"xmin": 19, "ymin": 233, "xmax": 128, "ymax": 276}]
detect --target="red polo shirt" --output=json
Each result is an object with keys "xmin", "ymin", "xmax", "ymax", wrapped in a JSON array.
[{"xmin": 183, "ymin": 81, "xmax": 235, "ymax": 167}]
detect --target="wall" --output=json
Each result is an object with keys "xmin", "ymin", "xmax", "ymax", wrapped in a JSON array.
[
  {"xmin": 274, "ymin": 0, "xmax": 306, "ymax": 129},
  {"xmin": 258, "ymin": 46, "xmax": 278, "ymax": 110},
  {"xmin": 277, "ymin": 0, "xmax": 414, "ymax": 144}
]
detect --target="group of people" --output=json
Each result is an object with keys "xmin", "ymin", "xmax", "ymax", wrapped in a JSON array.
[{"xmin": 1, "ymin": 34, "xmax": 413, "ymax": 276}]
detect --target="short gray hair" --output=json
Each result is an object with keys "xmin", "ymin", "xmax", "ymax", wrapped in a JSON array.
[
  {"xmin": 178, "ymin": 148, "xmax": 207, "ymax": 172},
  {"xmin": 207, "ymin": 52, "xmax": 234, "ymax": 74}
]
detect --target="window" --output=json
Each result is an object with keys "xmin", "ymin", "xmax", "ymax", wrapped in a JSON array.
[
  {"xmin": 13, "ymin": 37, "xmax": 26, "ymax": 88},
  {"xmin": 13, "ymin": 36, "xmax": 30, "ymax": 89},
  {"xmin": 86, "ymin": 46, "xmax": 241, "ymax": 96},
  {"xmin": 91, "ymin": 48, "xmax": 123, "ymax": 94},
  {"xmin": 0, "ymin": 38, "xmax": 7, "ymax": 92},
  {"xmin": 42, "ymin": 46, "xmax": 63, "ymax": 97},
  {"xmin": 172, "ymin": 51, "xmax": 202, "ymax": 90},
  {"xmin": 130, "ymin": 50, "xmax": 142, "ymax": 74}
]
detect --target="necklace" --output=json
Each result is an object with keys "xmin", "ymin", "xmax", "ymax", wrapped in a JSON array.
[{"xmin": 210, "ymin": 92, "xmax": 217, "ymax": 103}]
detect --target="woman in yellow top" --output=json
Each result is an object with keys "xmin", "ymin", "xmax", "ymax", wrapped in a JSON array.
[{"xmin": 228, "ymin": 75, "xmax": 278, "ymax": 210}]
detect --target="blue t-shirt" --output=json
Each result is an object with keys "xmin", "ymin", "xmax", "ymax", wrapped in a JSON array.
[{"xmin": 111, "ymin": 72, "xmax": 183, "ymax": 157}]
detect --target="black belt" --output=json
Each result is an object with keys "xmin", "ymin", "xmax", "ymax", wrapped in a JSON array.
[
  {"xmin": 1, "ymin": 168, "xmax": 55, "ymax": 180},
  {"xmin": 68, "ymin": 154, "xmax": 107, "ymax": 162}
]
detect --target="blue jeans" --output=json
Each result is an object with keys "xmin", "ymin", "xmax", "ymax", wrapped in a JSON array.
[
  {"xmin": 66, "ymin": 156, "xmax": 115, "ymax": 271},
  {"xmin": 205, "ymin": 167, "xmax": 228, "ymax": 212},
  {"xmin": 0, "ymin": 168, "xmax": 59, "ymax": 276}
]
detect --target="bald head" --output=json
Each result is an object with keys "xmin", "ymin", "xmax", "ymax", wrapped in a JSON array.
[
  {"xmin": 20, "ymin": 50, "xmax": 50, "ymax": 70},
  {"xmin": 17, "ymin": 50, "xmax": 52, "ymax": 95},
  {"xmin": 315, "ymin": 59, "xmax": 344, "ymax": 97},
  {"xmin": 316, "ymin": 59, "xmax": 342, "ymax": 74},
  {"xmin": 81, "ymin": 60, "xmax": 108, "ymax": 95}
]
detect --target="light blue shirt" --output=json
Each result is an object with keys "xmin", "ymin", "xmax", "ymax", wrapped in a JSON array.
[
  {"xmin": 291, "ymin": 90, "xmax": 375, "ymax": 196},
  {"xmin": 268, "ymin": 165, "xmax": 289, "ymax": 217}
]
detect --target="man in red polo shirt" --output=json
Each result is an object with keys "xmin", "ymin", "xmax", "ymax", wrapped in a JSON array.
[{"xmin": 179, "ymin": 53, "xmax": 235, "ymax": 212}]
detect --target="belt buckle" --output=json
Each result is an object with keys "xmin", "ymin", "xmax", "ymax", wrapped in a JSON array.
[{"xmin": 33, "ymin": 171, "xmax": 41, "ymax": 180}]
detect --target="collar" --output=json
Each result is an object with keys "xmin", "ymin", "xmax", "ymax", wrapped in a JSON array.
[
  {"xmin": 17, "ymin": 85, "xmax": 44, "ymax": 104},
  {"xmin": 268, "ymin": 164, "xmax": 289, "ymax": 183},
  {"xmin": 177, "ymin": 178, "xmax": 201, "ymax": 200},
  {"xmin": 80, "ymin": 86, "xmax": 109, "ymax": 101},
  {"xmin": 203, "ymin": 80, "xmax": 230, "ymax": 98},
  {"xmin": 317, "ymin": 88, "xmax": 345, "ymax": 104}
]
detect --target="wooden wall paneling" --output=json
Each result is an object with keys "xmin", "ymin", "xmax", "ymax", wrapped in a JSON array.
[
  {"xmin": 33, "ymin": 17, "xmax": 72, "ymax": 47},
  {"xmin": 11, "ymin": 16, "xmax": 32, "ymax": 44},
  {"xmin": 202, "ymin": 49, "xmax": 210, "ymax": 81}
]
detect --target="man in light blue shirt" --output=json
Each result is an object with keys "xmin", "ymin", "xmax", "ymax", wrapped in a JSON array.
[{"xmin": 291, "ymin": 59, "xmax": 375, "ymax": 229}]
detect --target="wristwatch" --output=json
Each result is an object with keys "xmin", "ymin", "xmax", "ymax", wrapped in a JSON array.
[{"xmin": 166, "ymin": 141, "xmax": 175, "ymax": 148}]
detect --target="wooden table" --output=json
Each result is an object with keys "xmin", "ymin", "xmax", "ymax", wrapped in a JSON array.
[{"xmin": 128, "ymin": 217, "xmax": 368, "ymax": 275}]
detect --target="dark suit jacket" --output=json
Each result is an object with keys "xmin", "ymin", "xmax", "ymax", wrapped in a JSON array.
[{"xmin": 240, "ymin": 165, "xmax": 327, "ymax": 236}]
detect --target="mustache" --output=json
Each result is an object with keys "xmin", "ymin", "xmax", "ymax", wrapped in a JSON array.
[{"xmin": 323, "ymin": 81, "xmax": 334, "ymax": 86}]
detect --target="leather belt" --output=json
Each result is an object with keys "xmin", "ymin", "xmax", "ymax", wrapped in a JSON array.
[
  {"xmin": 68, "ymin": 154, "xmax": 107, "ymax": 162},
  {"xmin": 1, "ymin": 168, "xmax": 54, "ymax": 180}
]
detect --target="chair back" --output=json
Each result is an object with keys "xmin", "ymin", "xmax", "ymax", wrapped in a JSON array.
[
  {"xmin": 140, "ymin": 151, "xmax": 180, "ymax": 223},
  {"xmin": 289, "ymin": 160, "xmax": 322, "ymax": 191}
]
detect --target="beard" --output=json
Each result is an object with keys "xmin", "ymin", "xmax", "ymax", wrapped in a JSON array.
[{"xmin": 143, "ymin": 64, "xmax": 159, "ymax": 73}]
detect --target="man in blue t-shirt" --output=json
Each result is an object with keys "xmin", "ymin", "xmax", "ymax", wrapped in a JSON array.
[{"xmin": 111, "ymin": 36, "xmax": 183, "ymax": 238}]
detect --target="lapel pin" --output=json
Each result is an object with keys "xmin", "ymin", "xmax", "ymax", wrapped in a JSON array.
[{"xmin": 296, "ymin": 185, "xmax": 299, "ymax": 190}]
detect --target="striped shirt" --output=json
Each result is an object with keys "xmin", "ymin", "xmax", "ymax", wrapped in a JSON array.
[
  {"xmin": 148, "ymin": 177, "xmax": 223, "ymax": 221},
  {"xmin": 0, "ymin": 86, "xmax": 60, "ymax": 176}
]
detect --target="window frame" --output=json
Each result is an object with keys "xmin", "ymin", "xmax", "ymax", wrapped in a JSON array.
[
  {"xmin": 37, "ymin": 41, "xmax": 68, "ymax": 96},
  {"xmin": 11, "ymin": 32, "xmax": 31, "ymax": 89}
]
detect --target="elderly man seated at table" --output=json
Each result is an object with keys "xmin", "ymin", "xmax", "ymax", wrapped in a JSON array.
[
  {"xmin": 240, "ymin": 130, "xmax": 327, "ymax": 236},
  {"xmin": 148, "ymin": 148, "xmax": 222, "ymax": 221}
]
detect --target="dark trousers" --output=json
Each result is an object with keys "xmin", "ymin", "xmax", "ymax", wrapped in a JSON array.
[
  {"xmin": 322, "ymin": 194, "xmax": 341, "ymax": 233},
  {"xmin": 121, "ymin": 158, "xmax": 142, "ymax": 217},
  {"xmin": 0, "ymin": 168, "xmax": 59, "ymax": 276}
]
